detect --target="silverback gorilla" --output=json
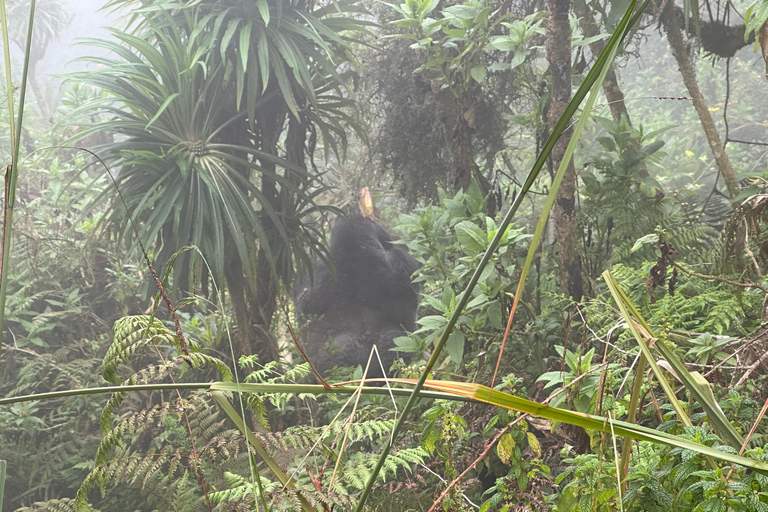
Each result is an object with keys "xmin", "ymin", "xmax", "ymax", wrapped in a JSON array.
[{"xmin": 294, "ymin": 204, "xmax": 420, "ymax": 380}]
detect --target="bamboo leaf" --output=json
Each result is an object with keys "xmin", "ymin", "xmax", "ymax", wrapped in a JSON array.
[
  {"xmin": 604, "ymin": 270, "xmax": 745, "ymax": 449},
  {"xmin": 414, "ymin": 380, "xmax": 768, "ymax": 474}
]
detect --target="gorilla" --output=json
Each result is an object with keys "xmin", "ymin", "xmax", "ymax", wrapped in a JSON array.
[{"xmin": 294, "ymin": 210, "xmax": 420, "ymax": 380}]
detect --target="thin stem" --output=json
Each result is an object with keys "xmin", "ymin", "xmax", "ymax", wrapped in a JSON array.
[
  {"xmin": 0, "ymin": 0, "xmax": 36, "ymax": 362},
  {"xmin": 0, "ymin": 0, "xmax": 16, "ymax": 149},
  {"xmin": 673, "ymin": 262, "xmax": 768, "ymax": 293}
]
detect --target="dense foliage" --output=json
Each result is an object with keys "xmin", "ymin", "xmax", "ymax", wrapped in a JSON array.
[{"xmin": 1, "ymin": 0, "xmax": 768, "ymax": 510}]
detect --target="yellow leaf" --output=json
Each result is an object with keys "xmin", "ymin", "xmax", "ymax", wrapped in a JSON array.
[
  {"xmin": 685, "ymin": 150, "xmax": 694, "ymax": 157},
  {"xmin": 527, "ymin": 432, "xmax": 541, "ymax": 457},
  {"xmin": 497, "ymin": 432, "xmax": 515, "ymax": 465}
]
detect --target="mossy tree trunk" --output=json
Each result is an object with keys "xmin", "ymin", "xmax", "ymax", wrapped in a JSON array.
[
  {"xmin": 441, "ymin": 92, "xmax": 492, "ymax": 200},
  {"xmin": 661, "ymin": 1, "xmax": 740, "ymax": 199},
  {"xmin": 572, "ymin": 0, "xmax": 631, "ymax": 125},
  {"xmin": 547, "ymin": 0, "xmax": 583, "ymax": 301}
]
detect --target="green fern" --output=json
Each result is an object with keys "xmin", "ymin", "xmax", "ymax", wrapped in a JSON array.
[
  {"xmin": 285, "ymin": 417, "xmax": 396, "ymax": 446},
  {"xmin": 76, "ymin": 311, "xmax": 241, "ymax": 511},
  {"xmin": 208, "ymin": 472, "xmax": 281, "ymax": 503},
  {"xmin": 605, "ymin": 263, "xmax": 761, "ymax": 336},
  {"xmin": 103, "ymin": 315, "xmax": 232, "ymax": 385}
]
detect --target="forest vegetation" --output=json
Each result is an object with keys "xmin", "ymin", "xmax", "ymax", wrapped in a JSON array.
[{"xmin": 1, "ymin": 0, "xmax": 768, "ymax": 509}]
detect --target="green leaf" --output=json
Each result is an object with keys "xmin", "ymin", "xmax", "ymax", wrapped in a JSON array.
[
  {"xmin": 446, "ymin": 331, "xmax": 465, "ymax": 363},
  {"xmin": 256, "ymin": 28, "xmax": 270, "ymax": 93},
  {"xmin": 424, "ymin": 294, "xmax": 449, "ymax": 313},
  {"xmin": 256, "ymin": 0, "xmax": 271, "ymax": 25},
  {"xmin": 497, "ymin": 432, "xmax": 515, "ymax": 464},
  {"xmin": 639, "ymin": 176, "xmax": 663, "ymax": 197},
  {"xmin": 597, "ymin": 136, "xmax": 615, "ymax": 151},
  {"xmin": 455, "ymin": 221, "xmax": 487, "ymax": 253},
  {"xmin": 416, "ymin": 315, "xmax": 449, "ymax": 331},
  {"xmin": 488, "ymin": 301, "xmax": 502, "ymax": 330},
  {"xmin": 393, "ymin": 336, "xmax": 420, "ymax": 352},
  {"xmin": 238, "ymin": 21, "xmax": 252, "ymax": 72},
  {"xmin": 630, "ymin": 233, "xmax": 659, "ymax": 253},
  {"xmin": 422, "ymin": 0, "xmax": 440, "ymax": 17},
  {"xmin": 144, "ymin": 92, "xmax": 179, "ymax": 130},
  {"xmin": 443, "ymin": 4, "xmax": 481, "ymax": 20},
  {"xmin": 220, "ymin": 18, "xmax": 241, "ymax": 60},
  {"xmin": 470, "ymin": 65, "xmax": 487, "ymax": 83}
]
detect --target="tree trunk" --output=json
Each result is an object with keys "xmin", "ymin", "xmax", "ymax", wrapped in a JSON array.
[
  {"xmin": 452, "ymin": 113, "xmax": 475, "ymax": 192},
  {"xmin": 450, "ymin": 102, "xmax": 492, "ymax": 200},
  {"xmin": 661, "ymin": 2, "xmax": 740, "ymax": 199},
  {"xmin": 225, "ymin": 260, "xmax": 255, "ymax": 362},
  {"xmin": 572, "ymin": 0, "xmax": 630, "ymax": 125},
  {"xmin": 251, "ymin": 103, "xmax": 286, "ymax": 363},
  {"xmin": 547, "ymin": 0, "xmax": 583, "ymax": 302},
  {"xmin": 220, "ymin": 99, "xmax": 284, "ymax": 364}
]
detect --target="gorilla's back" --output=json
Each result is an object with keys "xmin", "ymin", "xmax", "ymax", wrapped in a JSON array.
[{"xmin": 294, "ymin": 213, "xmax": 420, "ymax": 378}]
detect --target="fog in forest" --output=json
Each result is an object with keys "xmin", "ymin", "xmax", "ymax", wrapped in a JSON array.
[{"xmin": 1, "ymin": 0, "xmax": 768, "ymax": 510}]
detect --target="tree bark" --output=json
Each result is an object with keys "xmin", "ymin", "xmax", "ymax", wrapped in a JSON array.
[
  {"xmin": 547, "ymin": 0, "xmax": 583, "ymax": 302},
  {"xmin": 448, "ymin": 99, "xmax": 492, "ymax": 200},
  {"xmin": 451, "ymin": 111, "xmax": 476, "ymax": 192},
  {"xmin": 572, "ymin": 0, "xmax": 630, "ymax": 125},
  {"xmin": 225, "ymin": 260, "xmax": 255, "ymax": 362},
  {"xmin": 661, "ymin": 2, "xmax": 740, "ymax": 199},
  {"xmin": 251, "ymin": 98, "xmax": 286, "ymax": 363}
]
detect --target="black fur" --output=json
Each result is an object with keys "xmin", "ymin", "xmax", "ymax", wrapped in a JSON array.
[{"xmin": 294, "ymin": 213, "xmax": 420, "ymax": 379}]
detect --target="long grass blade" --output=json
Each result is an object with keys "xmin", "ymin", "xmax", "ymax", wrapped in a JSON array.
[
  {"xmin": 0, "ymin": 0, "xmax": 15, "ymax": 150},
  {"xmin": 415, "ymin": 379, "xmax": 768, "ymax": 474},
  {"xmin": 0, "ymin": 382, "xmax": 474, "ymax": 407},
  {"xmin": 604, "ymin": 270, "xmax": 692, "ymax": 424},
  {"xmin": 0, "ymin": 459, "xmax": 5, "ymax": 512},
  {"xmin": 604, "ymin": 269, "xmax": 745, "ymax": 484},
  {"xmin": 619, "ymin": 346, "xmax": 646, "ymax": 489},
  {"xmin": 604, "ymin": 270, "xmax": 744, "ymax": 448},
  {"xmin": 0, "ymin": 0, "xmax": 36, "ymax": 363},
  {"xmin": 211, "ymin": 390, "xmax": 318, "ymax": 512}
]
